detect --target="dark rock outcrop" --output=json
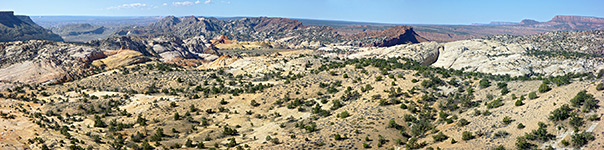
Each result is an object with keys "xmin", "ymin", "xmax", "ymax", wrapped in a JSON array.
[
  {"xmin": 0, "ymin": 11, "xmax": 63, "ymax": 42},
  {"xmin": 519, "ymin": 19, "xmax": 540, "ymax": 25},
  {"xmin": 347, "ymin": 25, "xmax": 428, "ymax": 47}
]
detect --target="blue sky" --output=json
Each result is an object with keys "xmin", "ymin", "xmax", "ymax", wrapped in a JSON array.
[{"xmin": 1, "ymin": 0, "xmax": 603, "ymax": 24}]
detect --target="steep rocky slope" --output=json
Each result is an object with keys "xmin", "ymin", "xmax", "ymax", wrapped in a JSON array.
[
  {"xmin": 0, "ymin": 11, "xmax": 63, "ymax": 42},
  {"xmin": 0, "ymin": 36, "xmax": 218, "ymax": 89},
  {"xmin": 87, "ymin": 36, "xmax": 214, "ymax": 62},
  {"xmin": 0, "ymin": 40, "xmax": 104, "ymax": 86}
]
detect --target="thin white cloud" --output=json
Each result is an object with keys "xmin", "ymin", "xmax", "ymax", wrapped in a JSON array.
[
  {"xmin": 195, "ymin": 0, "xmax": 202, "ymax": 4},
  {"xmin": 162, "ymin": 3, "xmax": 168, "ymax": 6},
  {"xmin": 204, "ymin": 0, "xmax": 212, "ymax": 4},
  {"xmin": 173, "ymin": 1, "xmax": 195, "ymax": 6},
  {"xmin": 107, "ymin": 3, "xmax": 149, "ymax": 10}
]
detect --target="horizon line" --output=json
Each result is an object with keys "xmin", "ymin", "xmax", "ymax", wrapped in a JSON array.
[{"xmin": 22, "ymin": 14, "xmax": 604, "ymax": 26}]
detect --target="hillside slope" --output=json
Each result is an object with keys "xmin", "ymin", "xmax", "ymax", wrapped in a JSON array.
[{"xmin": 0, "ymin": 11, "xmax": 63, "ymax": 42}]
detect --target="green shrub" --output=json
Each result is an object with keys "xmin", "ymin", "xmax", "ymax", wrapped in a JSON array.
[
  {"xmin": 411, "ymin": 119, "xmax": 433, "ymax": 136},
  {"xmin": 338, "ymin": 111, "xmax": 350, "ymax": 118},
  {"xmin": 495, "ymin": 145, "xmax": 505, "ymax": 150},
  {"xmin": 588, "ymin": 114, "xmax": 600, "ymax": 121},
  {"xmin": 479, "ymin": 78, "xmax": 491, "ymax": 88},
  {"xmin": 330, "ymin": 100, "xmax": 343, "ymax": 110},
  {"xmin": 226, "ymin": 137, "xmax": 237, "ymax": 147},
  {"xmin": 497, "ymin": 82, "xmax": 508, "ymax": 89},
  {"xmin": 571, "ymin": 132, "xmax": 594, "ymax": 147},
  {"xmin": 501, "ymin": 87, "xmax": 510, "ymax": 95},
  {"xmin": 569, "ymin": 115, "xmax": 583, "ymax": 129},
  {"xmin": 528, "ymin": 92, "xmax": 538, "ymax": 99},
  {"xmin": 174, "ymin": 112, "xmax": 180, "ymax": 120},
  {"xmin": 561, "ymin": 139, "xmax": 570, "ymax": 146},
  {"xmin": 150, "ymin": 128, "xmax": 164, "ymax": 141},
  {"xmin": 570, "ymin": 90, "xmax": 597, "ymax": 112},
  {"xmin": 223, "ymin": 126, "xmax": 238, "ymax": 136},
  {"xmin": 388, "ymin": 119, "xmax": 401, "ymax": 129},
  {"xmin": 515, "ymin": 137, "xmax": 534, "ymax": 149},
  {"xmin": 458, "ymin": 118, "xmax": 470, "ymax": 127},
  {"xmin": 596, "ymin": 83, "xmax": 604, "ymax": 91},
  {"xmin": 549, "ymin": 104, "xmax": 573, "ymax": 121},
  {"xmin": 502, "ymin": 116, "xmax": 514, "ymax": 125},
  {"xmin": 517, "ymin": 123, "xmax": 525, "ymax": 129},
  {"xmin": 250, "ymin": 100, "xmax": 260, "ymax": 107},
  {"xmin": 538, "ymin": 83, "xmax": 551, "ymax": 93},
  {"xmin": 362, "ymin": 143, "xmax": 370, "ymax": 148},
  {"xmin": 486, "ymin": 98, "xmax": 504, "ymax": 109},
  {"xmin": 462, "ymin": 131, "xmax": 474, "ymax": 141},
  {"xmin": 405, "ymin": 137, "xmax": 426, "ymax": 149},
  {"xmin": 530, "ymin": 122, "xmax": 554, "ymax": 141},
  {"xmin": 432, "ymin": 132, "xmax": 449, "ymax": 142},
  {"xmin": 93, "ymin": 115, "xmax": 106, "ymax": 127},
  {"xmin": 515, "ymin": 99, "xmax": 524, "ymax": 106}
]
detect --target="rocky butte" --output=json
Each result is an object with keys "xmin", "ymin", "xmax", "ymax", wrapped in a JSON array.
[{"xmin": 0, "ymin": 11, "xmax": 63, "ymax": 42}]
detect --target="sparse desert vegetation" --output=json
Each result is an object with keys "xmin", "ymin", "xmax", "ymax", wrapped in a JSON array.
[
  {"xmin": 0, "ymin": 47, "xmax": 602, "ymax": 149},
  {"xmin": 1, "ymin": 5, "xmax": 604, "ymax": 149}
]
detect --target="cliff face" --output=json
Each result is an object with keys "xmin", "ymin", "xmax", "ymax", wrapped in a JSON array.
[
  {"xmin": 517, "ymin": 15, "xmax": 604, "ymax": 30},
  {"xmin": 549, "ymin": 15, "xmax": 604, "ymax": 24},
  {"xmin": 542, "ymin": 15, "xmax": 604, "ymax": 30},
  {"xmin": 0, "ymin": 11, "xmax": 63, "ymax": 42},
  {"xmin": 519, "ymin": 19, "xmax": 540, "ymax": 25},
  {"xmin": 347, "ymin": 25, "xmax": 428, "ymax": 47}
]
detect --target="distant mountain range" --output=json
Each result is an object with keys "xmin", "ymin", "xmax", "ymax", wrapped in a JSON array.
[
  {"xmin": 0, "ymin": 11, "xmax": 63, "ymax": 42},
  {"xmin": 523, "ymin": 15, "xmax": 604, "ymax": 30},
  {"xmin": 408, "ymin": 15, "xmax": 604, "ymax": 42},
  {"xmin": 483, "ymin": 15, "xmax": 604, "ymax": 30},
  {"xmin": 114, "ymin": 16, "xmax": 427, "ymax": 48}
]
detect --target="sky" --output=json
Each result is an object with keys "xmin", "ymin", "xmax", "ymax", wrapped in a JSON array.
[{"xmin": 1, "ymin": 0, "xmax": 603, "ymax": 25}]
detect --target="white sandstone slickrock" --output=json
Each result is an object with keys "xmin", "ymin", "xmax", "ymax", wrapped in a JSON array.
[{"xmin": 323, "ymin": 39, "xmax": 603, "ymax": 77}]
